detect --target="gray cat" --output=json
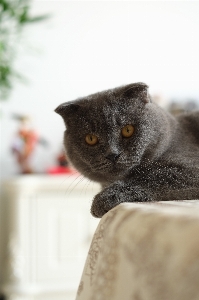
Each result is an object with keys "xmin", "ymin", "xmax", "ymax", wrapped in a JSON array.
[{"xmin": 55, "ymin": 83, "xmax": 199, "ymax": 218}]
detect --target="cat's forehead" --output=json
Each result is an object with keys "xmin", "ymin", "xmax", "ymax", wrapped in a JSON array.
[
  {"xmin": 78, "ymin": 96, "xmax": 123, "ymax": 119},
  {"xmin": 78, "ymin": 89, "xmax": 114, "ymax": 106},
  {"xmin": 75, "ymin": 95, "xmax": 136, "ymax": 131},
  {"xmin": 78, "ymin": 89, "xmax": 134, "ymax": 114},
  {"xmin": 55, "ymin": 82, "xmax": 149, "ymax": 130}
]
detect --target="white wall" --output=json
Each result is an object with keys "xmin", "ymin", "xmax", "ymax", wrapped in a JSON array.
[{"xmin": 1, "ymin": 0, "xmax": 199, "ymax": 177}]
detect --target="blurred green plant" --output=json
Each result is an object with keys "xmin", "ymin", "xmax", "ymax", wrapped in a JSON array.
[{"xmin": 0, "ymin": 0, "xmax": 49, "ymax": 100}]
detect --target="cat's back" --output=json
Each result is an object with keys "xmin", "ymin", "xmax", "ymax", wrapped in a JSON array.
[
  {"xmin": 160, "ymin": 110, "xmax": 199, "ymax": 165},
  {"xmin": 177, "ymin": 109, "xmax": 199, "ymax": 126},
  {"xmin": 176, "ymin": 110, "xmax": 199, "ymax": 143}
]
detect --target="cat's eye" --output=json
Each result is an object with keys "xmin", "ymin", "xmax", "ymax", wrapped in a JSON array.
[
  {"xmin": 121, "ymin": 125, "xmax": 134, "ymax": 138},
  {"xmin": 85, "ymin": 134, "xmax": 98, "ymax": 145}
]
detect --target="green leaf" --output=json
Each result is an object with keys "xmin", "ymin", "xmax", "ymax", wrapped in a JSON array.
[
  {"xmin": 24, "ymin": 14, "xmax": 51, "ymax": 23},
  {"xmin": 0, "ymin": 0, "xmax": 50, "ymax": 100}
]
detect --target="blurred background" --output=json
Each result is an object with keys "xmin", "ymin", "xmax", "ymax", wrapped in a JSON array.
[
  {"xmin": 0, "ymin": 1, "xmax": 199, "ymax": 300},
  {"xmin": 1, "ymin": 0, "xmax": 199, "ymax": 177}
]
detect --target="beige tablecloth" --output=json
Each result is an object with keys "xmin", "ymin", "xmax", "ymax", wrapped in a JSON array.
[{"xmin": 75, "ymin": 200, "xmax": 199, "ymax": 300}]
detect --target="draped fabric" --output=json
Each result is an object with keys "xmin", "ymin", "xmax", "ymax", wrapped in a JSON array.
[{"xmin": 75, "ymin": 200, "xmax": 199, "ymax": 300}]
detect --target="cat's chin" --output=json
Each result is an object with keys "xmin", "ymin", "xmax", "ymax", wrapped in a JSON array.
[
  {"xmin": 88, "ymin": 165, "xmax": 131, "ymax": 183},
  {"xmin": 78, "ymin": 161, "xmax": 137, "ymax": 183}
]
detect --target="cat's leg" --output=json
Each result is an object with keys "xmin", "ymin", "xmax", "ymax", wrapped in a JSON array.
[
  {"xmin": 91, "ymin": 180, "xmax": 199, "ymax": 217},
  {"xmin": 91, "ymin": 180, "xmax": 153, "ymax": 218}
]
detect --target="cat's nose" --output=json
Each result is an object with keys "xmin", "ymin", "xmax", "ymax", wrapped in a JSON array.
[{"xmin": 105, "ymin": 152, "xmax": 120, "ymax": 163}]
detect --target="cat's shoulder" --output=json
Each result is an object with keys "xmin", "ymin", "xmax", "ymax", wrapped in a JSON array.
[
  {"xmin": 176, "ymin": 110, "xmax": 199, "ymax": 139},
  {"xmin": 177, "ymin": 110, "xmax": 199, "ymax": 123}
]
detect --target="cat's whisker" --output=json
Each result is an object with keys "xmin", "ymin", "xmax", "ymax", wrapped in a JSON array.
[
  {"xmin": 58, "ymin": 170, "xmax": 79, "ymax": 185},
  {"xmin": 50, "ymin": 170, "xmax": 80, "ymax": 201},
  {"xmin": 63, "ymin": 174, "xmax": 84, "ymax": 196},
  {"xmin": 92, "ymin": 181, "xmax": 94, "ymax": 194},
  {"xmin": 67, "ymin": 175, "xmax": 87, "ymax": 197},
  {"xmin": 59, "ymin": 174, "xmax": 85, "ymax": 211},
  {"xmin": 84, "ymin": 179, "xmax": 92, "ymax": 197},
  {"xmin": 93, "ymin": 161, "xmax": 110, "ymax": 168},
  {"xmin": 79, "ymin": 178, "xmax": 90, "ymax": 196}
]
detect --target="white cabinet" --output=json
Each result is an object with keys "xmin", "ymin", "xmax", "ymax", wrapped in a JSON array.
[{"xmin": 0, "ymin": 175, "xmax": 100, "ymax": 300}]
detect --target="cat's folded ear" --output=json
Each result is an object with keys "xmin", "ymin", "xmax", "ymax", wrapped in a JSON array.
[
  {"xmin": 55, "ymin": 101, "xmax": 80, "ymax": 120},
  {"xmin": 121, "ymin": 82, "xmax": 151, "ymax": 104}
]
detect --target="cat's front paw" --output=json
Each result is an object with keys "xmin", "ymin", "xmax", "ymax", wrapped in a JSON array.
[
  {"xmin": 91, "ymin": 184, "xmax": 122, "ymax": 218},
  {"xmin": 91, "ymin": 192, "xmax": 106, "ymax": 218},
  {"xmin": 91, "ymin": 181, "xmax": 152, "ymax": 218}
]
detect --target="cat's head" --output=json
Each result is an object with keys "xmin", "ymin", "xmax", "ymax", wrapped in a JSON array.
[{"xmin": 55, "ymin": 82, "xmax": 163, "ymax": 183}]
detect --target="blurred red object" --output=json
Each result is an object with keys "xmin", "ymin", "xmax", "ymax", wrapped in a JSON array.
[{"xmin": 47, "ymin": 166, "xmax": 77, "ymax": 175}]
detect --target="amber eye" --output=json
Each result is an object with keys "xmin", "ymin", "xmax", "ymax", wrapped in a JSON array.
[
  {"xmin": 85, "ymin": 134, "xmax": 98, "ymax": 145},
  {"xmin": 121, "ymin": 125, "xmax": 134, "ymax": 138}
]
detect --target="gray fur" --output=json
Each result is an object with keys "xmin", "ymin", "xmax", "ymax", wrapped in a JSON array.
[{"xmin": 55, "ymin": 83, "xmax": 199, "ymax": 218}]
